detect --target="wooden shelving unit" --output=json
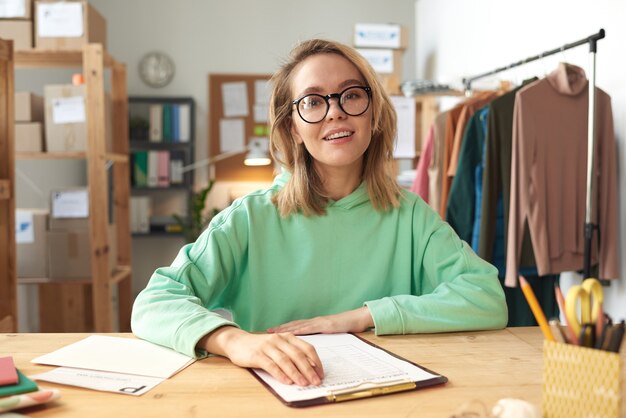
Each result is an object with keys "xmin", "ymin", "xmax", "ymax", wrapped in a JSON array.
[
  {"xmin": 5, "ymin": 44, "xmax": 132, "ymax": 332},
  {"xmin": 0, "ymin": 39, "xmax": 16, "ymax": 333}
]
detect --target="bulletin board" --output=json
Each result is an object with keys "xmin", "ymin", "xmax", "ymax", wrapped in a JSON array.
[{"xmin": 208, "ymin": 73, "xmax": 276, "ymax": 181}]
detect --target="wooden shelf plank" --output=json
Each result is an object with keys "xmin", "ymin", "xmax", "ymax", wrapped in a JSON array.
[
  {"xmin": 16, "ymin": 151, "xmax": 128, "ymax": 162},
  {"xmin": 15, "ymin": 48, "xmax": 114, "ymax": 68},
  {"xmin": 16, "ymin": 151, "xmax": 86, "ymax": 160},
  {"xmin": 18, "ymin": 277, "xmax": 91, "ymax": 285}
]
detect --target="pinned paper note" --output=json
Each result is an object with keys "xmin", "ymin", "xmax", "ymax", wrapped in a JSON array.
[
  {"xmin": 253, "ymin": 104, "xmax": 269, "ymax": 123},
  {"xmin": 37, "ymin": 2, "xmax": 84, "ymax": 38},
  {"xmin": 254, "ymin": 80, "xmax": 272, "ymax": 105},
  {"xmin": 253, "ymin": 125, "xmax": 268, "ymax": 136},
  {"xmin": 390, "ymin": 96, "xmax": 416, "ymax": 159},
  {"xmin": 222, "ymin": 82, "xmax": 248, "ymax": 117},
  {"xmin": 219, "ymin": 118, "xmax": 245, "ymax": 153},
  {"xmin": 0, "ymin": 0, "xmax": 26, "ymax": 18}
]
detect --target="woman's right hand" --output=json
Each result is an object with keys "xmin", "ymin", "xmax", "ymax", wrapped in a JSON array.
[{"xmin": 198, "ymin": 326, "xmax": 324, "ymax": 387}]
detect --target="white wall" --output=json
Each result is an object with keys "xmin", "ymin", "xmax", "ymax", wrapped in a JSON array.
[{"xmin": 415, "ymin": 0, "xmax": 625, "ymax": 320}]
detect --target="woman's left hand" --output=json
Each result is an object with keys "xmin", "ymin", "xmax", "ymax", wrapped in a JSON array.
[{"xmin": 267, "ymin": 306, "xmax": 374, "ymax": 335}]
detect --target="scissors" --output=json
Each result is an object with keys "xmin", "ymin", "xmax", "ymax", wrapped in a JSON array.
[{"xmin": 565, "ymin": 278, "xmax": 604, "ymax": 346}]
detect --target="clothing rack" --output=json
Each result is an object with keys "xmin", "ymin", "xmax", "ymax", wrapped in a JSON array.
[{"xmin": 462, "ymin": 29, "xmax": 606, "ymax": 280}]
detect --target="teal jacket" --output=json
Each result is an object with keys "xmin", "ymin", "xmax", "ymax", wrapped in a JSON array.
[{"xmin": 131, "ymin": 172, "xmax": 507, "ymax": 358}]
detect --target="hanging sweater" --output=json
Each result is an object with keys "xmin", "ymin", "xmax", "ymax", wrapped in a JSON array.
[
  {"xmin": 479, "ymin": 79, "xmax": 540, "ymax": 273},
  {"xmin": 410, "ymin": 125, "xmax": 434, "ymax": 201},
  {"xmin": 132, "ymin": 171, "xmax": 508, "ymax": 358},
  {"xmin": 505, "ymin": 63, "xmax": 619, "ymax": 287}
]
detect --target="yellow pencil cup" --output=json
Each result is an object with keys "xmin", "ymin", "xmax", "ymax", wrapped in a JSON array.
[{"xmin": 542, "ymin": 340, "xmax": 623, "ymax": 418}]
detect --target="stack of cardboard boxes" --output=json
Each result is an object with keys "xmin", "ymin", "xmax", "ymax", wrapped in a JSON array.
[
  {"xmin": 14, "ymin": 91, "xmax": 44, "ymax": 152},
  {"xmin": 16, "ymin": 189, "xmax": 117, "ymax": 281},
  {"xmin": 353, "ymin": 23, "xmax": 408, "ymax": 95},
  {"xmin": 0, "ymin": 0, "xmax": 33, "ymax": 49},
  {"xmin": 2, "ymin": 0, "xmax": 109, "ymax": 153},
  {"xmin": 8, "ymin": 1, "xmax": 114, "ymax": 289},
  {"xmin": 0, "ymin": 0, "xmax": 106, "ymax": 50}
]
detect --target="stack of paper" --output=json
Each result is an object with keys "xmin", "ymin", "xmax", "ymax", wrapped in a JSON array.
[{"xmin": 30, "ymin": 335, "xmax": 195, "ymax": 396}]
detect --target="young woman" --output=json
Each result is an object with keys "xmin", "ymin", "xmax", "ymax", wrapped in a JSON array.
[{"xmin": 131, "ymin": 39, "xmax": 507, "ymax": 388}]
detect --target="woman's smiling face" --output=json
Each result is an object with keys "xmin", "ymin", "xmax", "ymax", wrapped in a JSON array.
[{"xmin": 290, "ymin": 53, "xmax": 372, "ymax": 177}]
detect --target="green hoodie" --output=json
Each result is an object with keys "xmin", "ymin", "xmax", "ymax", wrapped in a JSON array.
[{"xmin": 132, "ymin": 171, "xmax": 507, "ymax": 358}]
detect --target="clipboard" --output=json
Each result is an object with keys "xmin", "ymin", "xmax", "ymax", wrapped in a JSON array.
[{"xmin": 248, "ymin": 333, "xmax": 448, "ymax": 408}]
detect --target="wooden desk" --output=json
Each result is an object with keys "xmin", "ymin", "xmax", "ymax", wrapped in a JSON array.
[{"xmin": 3, "ymin": 328, "xmax": 546, "ymax": 417}]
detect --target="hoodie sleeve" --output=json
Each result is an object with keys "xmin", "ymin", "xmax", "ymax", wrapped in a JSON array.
[{"xmin": 365, "ymin": 198, "xmax": 508, "ymax": 334}]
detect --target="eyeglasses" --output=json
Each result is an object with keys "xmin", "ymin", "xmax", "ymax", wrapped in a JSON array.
[{"xmin": 292, "ymin": 86, "xmax": 371, "ymax": 124}]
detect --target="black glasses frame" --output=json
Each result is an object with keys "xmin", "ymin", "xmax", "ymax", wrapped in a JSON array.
[{"xmin": 292, "ymin": 86, "xmax": 372, "ymax": 124}]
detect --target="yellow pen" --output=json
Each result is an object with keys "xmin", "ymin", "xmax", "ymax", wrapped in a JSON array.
[{"xmin": 519, "ymin": 276, "xmax": 555, "ymax": 342}]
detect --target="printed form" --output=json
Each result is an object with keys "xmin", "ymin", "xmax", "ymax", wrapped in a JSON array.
[{"xmin": 252, "ymin": 333, "xmax": 440, "ymax": 403}]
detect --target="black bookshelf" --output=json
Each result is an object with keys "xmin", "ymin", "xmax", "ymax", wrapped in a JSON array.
[{"xmin": 128, "ymin": 96, "xmax": 195, "ymax": 237}]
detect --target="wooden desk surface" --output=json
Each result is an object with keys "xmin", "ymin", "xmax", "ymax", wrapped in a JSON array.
[{"xmin": 3, "ymin": 328, "xmax": 547, "ymax": 417}]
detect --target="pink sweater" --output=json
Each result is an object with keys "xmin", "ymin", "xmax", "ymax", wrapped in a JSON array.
[{"xmin": 505, "ymin": 63, "xmax": 619, "ymax": 287}]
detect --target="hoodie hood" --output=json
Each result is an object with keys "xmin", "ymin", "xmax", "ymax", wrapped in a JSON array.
[
  {"xmin": 547, "ymin": 63, "xmax": 587, "ymax": 96},
  {"xmin": 271, "ymin": 169, "xmax": 369, "ymax": 210}
]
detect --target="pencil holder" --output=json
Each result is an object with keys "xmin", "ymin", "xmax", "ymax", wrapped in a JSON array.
[{"xmin": 542, "ymin": 340, "xmax": 623, "ymax": 418}]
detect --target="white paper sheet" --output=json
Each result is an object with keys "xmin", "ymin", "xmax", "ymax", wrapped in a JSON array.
[
  {"xmin": 222, "ymin": 82, "xmax": 249, "ymax": 117},
  {"xmin": 15, "ymin": 210, "xmax": 34, "ymax": 244},
  {"xmin": 31, "ymin": 335, "xmax": 194, "ymax": 379},
  {"xmin": 51, "ymin": 189, "xmax": 88, "ymax": 218},
  {"xmin": 254, "ymin": 80, "xmax": 272, "ymax": 105},
  {"xmin": 31, "ymin": 367, "xmax": 163, "ymax": 396},
  {"xmin": 252, "ymin": 333, "xmax": 439, "ymax": 403},
  {"xmin": 51, "ymin": 96, "xmax": 86, "ymax": 124},
  {"xmin": 37, "ymin": 3, "xmax": 84, "ymax": 38},
  {"xmin": 0, "ymin": 0, "xmax": 26, "ymax": 18},
  {"xmin": 390, "ymin": 96, "xmax": 416, "ymax": 158},
  {"xmin": 219, "ymin": 118, "xmax": 245, "ymax": 153},
  {"xmin": 253, "ymin": 104, "xmax": 269, "ymax": 123}
]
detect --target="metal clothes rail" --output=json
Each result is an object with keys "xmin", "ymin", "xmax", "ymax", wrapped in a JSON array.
[{"xmin": 462, "ymin": 29, "xmax": 606, "ymax": 280}]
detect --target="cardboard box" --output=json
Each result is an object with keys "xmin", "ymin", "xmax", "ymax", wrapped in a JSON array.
[
  {"xmin": 0, "ymin": 0, "xmax": 32, "ymax": 19},
  {"xmin": 48, "ymin": 223, "xmax": 117, "ymax": 280},
  {"xmin": 356, "ymin": 48, "xmax": 403, "ymax": 78},
  {"xmin": 16, "ymin": 209, "xmax": 49, "ymax": 278},
  {"xmin": 49, "ymin": 216, "xmax": 88, "ymax": 231},
  {"xmin": 354, "ymin": 23, "xmax": 407, "ymax": 49},
  {"xmin": 378, "ymin": 74, "xmax": 401, "ymax": 95},
  {"xmin": 15, "ymin": 92, "xmax": 44, "ymax": 122},
  {"xmin": 35, "ymin": 0, "xmax": 106, "ymax": 50},
  {"xmin": 44, "ymin": 84, "xmax": 86, "ymax": 151},
  {"xmin": 15, "ymin": 122, "xmax": 44, "ymax": 152},
  {"xmin": 44, "ymin": 84, "xmax": 112, "ymax": 152},
  {"xmin": 0, "ymin": 20, "xmax": 33, "ymax": 50}
]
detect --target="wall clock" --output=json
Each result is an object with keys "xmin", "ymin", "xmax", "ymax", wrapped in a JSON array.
[{"xmin": 138, "ymin": 51, "xmax": 175, "ymax": 88}]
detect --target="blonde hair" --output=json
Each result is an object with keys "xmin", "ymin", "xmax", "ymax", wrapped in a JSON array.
[{"xmin": 269, "ymin": 38, "xmax": 401, "ymax": 217}]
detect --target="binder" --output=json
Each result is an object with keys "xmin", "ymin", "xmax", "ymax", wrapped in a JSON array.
[{"xmin": 248, "ymin": 333, "xmax": 447, "ymax": 408}]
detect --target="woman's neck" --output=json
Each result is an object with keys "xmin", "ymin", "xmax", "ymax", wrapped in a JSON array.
[{"xmin": 317, "ymin": 164, "xmax": 363, "ymax": 201}]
